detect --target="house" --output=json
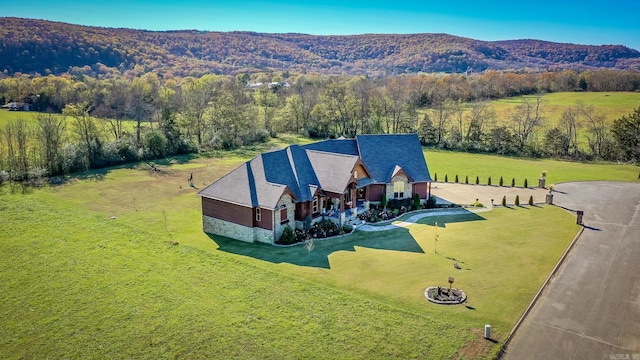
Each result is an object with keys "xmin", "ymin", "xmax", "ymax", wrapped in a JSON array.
[
  {"xmin": 1, "ymin": 102, "xmax": 31, "ymax": 111},
  {"xmin": 198, "ymin": 133, "xmax": 432, "ymax": 243}
]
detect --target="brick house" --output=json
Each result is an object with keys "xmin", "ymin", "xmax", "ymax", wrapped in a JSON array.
[{"xmin": 198, "ymin": 133, "xmax": 432, "ymax": 243}]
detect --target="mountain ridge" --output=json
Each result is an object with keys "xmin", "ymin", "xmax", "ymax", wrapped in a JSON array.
[{"xmin": 1, "ymin": 17, "xmax": 638, "ymax": 77}]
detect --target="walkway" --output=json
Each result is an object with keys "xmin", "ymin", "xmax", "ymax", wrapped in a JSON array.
[{"xmin": 357, "ymin": 207, "xmax": 491, "ymax": 232}]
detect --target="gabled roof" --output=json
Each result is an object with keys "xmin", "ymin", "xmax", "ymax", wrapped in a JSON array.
[
  {"xmin": 356, "ymin": 133, "xmax": 432, "ymax": 183},
  {"xmin": 302, "ymin": 138, "xmax": 359, "ymax": 156},
  {"xmin": 198, "ymin": 156, "xmax": 289, "ymax": 208},
  {"xmin": 262, "ymin": 145, "xmax": 320, "ymax": 203},
  {"xmin": 306, "ymin": 150, "xmax": 359, "ymax": 194},
  {"xmin": 200, "ymin": 133, "xmax": 432, "ymax": 209}
]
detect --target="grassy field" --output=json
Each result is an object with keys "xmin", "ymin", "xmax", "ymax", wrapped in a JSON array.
[
  {"xmin": 0, "ymin": 134, "xmax": 587, "ymax": 359},
  {"xmin": 490, "ymin": 91, "xmax": 640, "ymax": 127},
  {"xmin": 425, "ymin": 149, "xmax": 640, "ymax": 186}
]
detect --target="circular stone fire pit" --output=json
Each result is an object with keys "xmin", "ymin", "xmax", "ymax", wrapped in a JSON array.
[{"xmin": 425, "ymin": 286, "xmax": 467, "ymax": 304}]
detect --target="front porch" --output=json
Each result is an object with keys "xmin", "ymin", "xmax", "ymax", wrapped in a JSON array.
[{"xmin": 325, "ymin": 200, "xmax": 367, "ymax": 225}]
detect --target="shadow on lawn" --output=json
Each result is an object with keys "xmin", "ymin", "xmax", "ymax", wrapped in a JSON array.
[
  {"xmin": 412, "ymin": 211, "xmax": 485, "ymax": 227},
  {"xmin": 211, "ymin": 210, "xmax": 486, "ymax": 269},
  {"xmin": 210, "ymin": 227, "xmax": 424, "ymax": 269}
]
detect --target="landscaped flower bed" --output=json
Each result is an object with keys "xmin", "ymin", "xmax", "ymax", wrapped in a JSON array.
[
  {"xmin": 276, "ymin": 220, "xmax": 353, "ymax": 245},
  {"xmin": 425, "ymin": 286, "xmax": 467, "ymax": 304}
]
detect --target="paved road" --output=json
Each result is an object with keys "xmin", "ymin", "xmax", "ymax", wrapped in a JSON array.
[{"xmin": 503, "ymin": 182, "xmax": 640, "ymax": 360}]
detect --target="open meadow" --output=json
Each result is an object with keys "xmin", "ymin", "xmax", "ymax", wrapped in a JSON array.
[
  {"xmin": 490, "ymin": 91, "xmax": 640, "ymax": 127},
  {"xmin": 6, "ymin": 133, "xmax": 637, "ymax": 358}
]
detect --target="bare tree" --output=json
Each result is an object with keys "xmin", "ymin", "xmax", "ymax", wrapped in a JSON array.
[
  {"xmin": 465, "ymin": 100, "xmax": 495, "ymax": 142},
  {"xmin": 63, "ymin": 103, "xmax": 101, "ymax": 168},
  {"xmin": 37, "ymin": 113, "xmax": 66, "ymax": 176},
  {"xmin": 559, "ymin": 106, "xmax": 581, "ymax": 156},
  {"xmin": 575, "ymin": 101, "xmax": 609, "ymax": 158},
  {"xmin": 509, "ymin": 95, "xmax": 545, "ymax": 151}
]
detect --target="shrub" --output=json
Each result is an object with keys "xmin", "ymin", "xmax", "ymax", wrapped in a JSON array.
[
  {"xmin": 528, "ymin": 195, "xmax": 534, "ymax": 205},
  {"xmin": 455, "ymin": 174, "xmax": 459, "ymax": 183},
  {"xmin": 465, "ymin": 175, "xmax": 468, "ymax": 184},
  {"xmin": 277, "ymin": 224, "xmax": 296, "ymax": 245},
  {"xmin": 502, "ymin": 195, "xmax": 507, "ymax": 206},
  {"xmin": 524, "ymin": 178, "xmax": 528, "ymax": 188},
  {"xmin": 426, "ymin": 195, "xmax": 437, "ymax": 209},
  {"xmin": 61, "ymin": 143, "xmax": 86, "ymax": 174},
  {"xmin": 515, "ymin": 195, "xmax": 520, "ymax": 206},
  {"xmin": 499, "ymin": 176, "xmax": 504, "ymax": 186},
  {"xmin": 511, "ymin": 178, "xmax": 515, "ymax": 187},
  {"xmin": 392, "ymin": 208, "xmax": 400, "ymax": 217},
  {"xmin": 303, "ymin": 215, "xmax": 313, "ymax": 231},
  {"xmin": 475, "ymin": 176, "xmax": 479, "ymax": 185},
  {"xmin": 488, "ymin": 176, "xmax": 492, "ymax": 186},
  {"xmin": 434, "ymin": 173, "xmax": 438, "ymax": 182},
  {"xmin": 143, "ymin": 130, "xmax": 168, "ymax": 159},
  {"xmin": 445, "ymin": 174, "xmax": 448, "ymax": 183},
  {"xmin": 381, "ymin": 193, "xmax": 388, "ymax": 208},
  {"xmin": 413, "ymin": 194, "xmax": 421, "ymax": 210}
]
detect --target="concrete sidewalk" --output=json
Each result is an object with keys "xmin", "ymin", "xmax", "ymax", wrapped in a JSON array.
[{"xmin": 357, "ymin": 207, "xmax": 490, "ymax": 232}]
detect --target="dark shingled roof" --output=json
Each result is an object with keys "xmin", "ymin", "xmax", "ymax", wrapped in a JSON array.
[
  {"xmin": 302, "ymin": 139, "xmax": 359, "ymax": 156},
  {"xmin": 306, "ymin": 150, "xmax": 359, "ymax": 194},
  {"xmin": 262, "ymin": 145, "xmax": 320, "ymax": 203},
  {"xmin": 199, "ymin": 133, "xmax": 431, "ymax": 209},
  {"xmin": 356, "ymin": 133, "xmax": 432, "ymax": 183}
]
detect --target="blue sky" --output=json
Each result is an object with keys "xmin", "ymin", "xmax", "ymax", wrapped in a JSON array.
[{"xmin": 4, "ymin": 0, "xmax": 640, "ymax": 50}]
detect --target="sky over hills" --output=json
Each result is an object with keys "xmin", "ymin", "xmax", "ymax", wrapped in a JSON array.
[{"xmin": 3, "ymin": 0, "xmax": 640, "ymax": 51}]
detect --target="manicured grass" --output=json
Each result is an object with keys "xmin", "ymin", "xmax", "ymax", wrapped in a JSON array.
[
  {"xmin": 425, "ymin": 149, "xmax": 640, "ymax": 186},
  {"xmin": 0, "ymin": 139, "xmax": 581, "ymax": 359}
]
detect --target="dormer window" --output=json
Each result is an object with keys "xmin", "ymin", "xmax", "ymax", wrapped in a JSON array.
[{"xmin": 354, "ymin": 170, "xmax": 358, "ymax": 179}]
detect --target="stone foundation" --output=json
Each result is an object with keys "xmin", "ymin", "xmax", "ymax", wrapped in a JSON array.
[{"xmin": 203, "ymin": 215, "xmax": 274, "ymax": 244}]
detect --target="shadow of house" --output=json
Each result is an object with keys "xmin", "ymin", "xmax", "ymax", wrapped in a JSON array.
[
  {"xmin": 210, "ymin": 225, "xmax": 424, "ymax": 269},
  {"xmin": 412, "ymin": 210, "xmax": 486, "ymax": 227},
  {"xmin": 211, "ymin": 208, "xmax": 487, "ymax": 268}
]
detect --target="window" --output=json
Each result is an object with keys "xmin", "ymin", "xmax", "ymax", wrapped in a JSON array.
[
  {"xmin": 353, "ymin": 170, "xmax": 358, "ymax": 179},
  {"xmin": 255, "ymin": 208, "xmax": 261, "ymax": 222},
  {"xmin": 280, "ymin": 206, "xmax": 288, "ymax": 224},
  {"xmin": 393, "ymin": 181, "xmax": 404, "ymax": 199},
  {"xmin": 312, "ymin": 197, "xmax": 318, "ymax": 214},
  {"xmin": 344, "ymin": 188, "xmax": 352, "ymax": 203}
]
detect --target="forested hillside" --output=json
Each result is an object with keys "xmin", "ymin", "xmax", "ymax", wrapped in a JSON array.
[{"xmin": 1, "ymin": 17, "xmax": 639, "ymax": 77}]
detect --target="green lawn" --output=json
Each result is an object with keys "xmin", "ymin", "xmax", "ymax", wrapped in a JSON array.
[
  {"xmin": 425, "ymin": 149, "xmax": 640, "ymax": 186},
  {"xmin": 490, "ymin": 92, "xmax": 640, "ymax": 127},
  {"xmin": 1, "ymin": 139, "xmax": 583, "ymax": 359}
]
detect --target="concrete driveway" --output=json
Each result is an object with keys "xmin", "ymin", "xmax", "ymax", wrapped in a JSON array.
[
  {"xmin": 503, "ymin": 182, "xmax": 640, "ymax": 360},
  {"xmin": 430, "ymin": 182, "xmax": 548, "ymax": 206}
]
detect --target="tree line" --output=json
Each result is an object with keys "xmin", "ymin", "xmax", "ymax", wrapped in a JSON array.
[{"xmin": 1, "ymin": 69, "xmax": 639, "ymax": 184}]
